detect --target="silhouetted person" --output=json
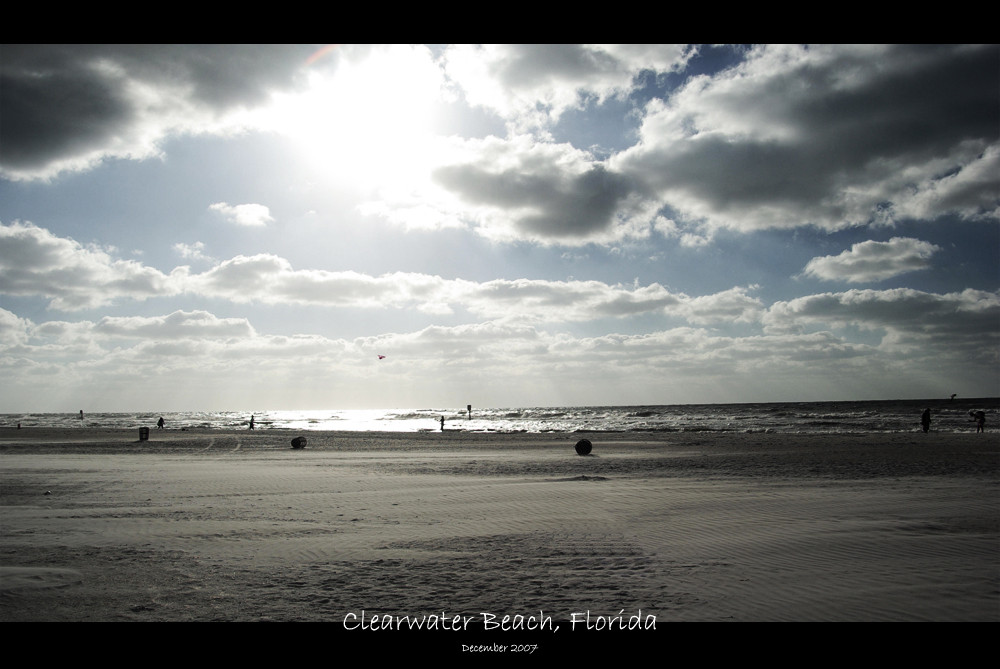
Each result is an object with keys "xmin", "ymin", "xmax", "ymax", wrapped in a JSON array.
[
  {"xmin": 921, "ymin": 408, "xmax": 931, "ymax": 433},
  {"xmin": 157, "ymin": 416, "xmax": 165, "ymax": 429},
  {"xmin": 970, "ymin": 410, "xmax": 985, "ymax": 433},
  {"xmin": 79, "ymin": 410, "xmax": 84, "ymax": 419},
  {"xmin": 440, "ymin": 416, "xmax": 445, "ymax": 431},
  {"xmin": 249, "ymin": 415, "xmax": 255, "ymax": 430}
]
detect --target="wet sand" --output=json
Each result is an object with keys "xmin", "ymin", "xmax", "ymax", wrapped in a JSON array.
[{"xmin": 1, "ymin": 428, "xmax": 997, "ymax": 644}]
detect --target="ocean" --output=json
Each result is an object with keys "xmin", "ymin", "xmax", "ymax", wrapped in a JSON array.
[{"xmin": 3, "ymin": 398, "xmax": 996, "ymax": 435}]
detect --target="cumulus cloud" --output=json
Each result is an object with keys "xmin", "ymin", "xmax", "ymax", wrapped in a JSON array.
[
  {"xmin": 457, "ymin": 279, "xmax": 763, "ymax": 325},
  {"xmin": 764, "ymin": 288, "xmax": 1000, "ymax": 358},
  {"xmin": 1, "ymin": 221, "xmax": 763, "ymax": 325},
  {"xmin": 432, "ymin": 136, "xmax": 643, "ymax": 243},
  {"xmin": 0, "ymin": 44, "xmax": 318, "ymax": 181},
  {"xmin": 93, "ymin": 310, "xmax": 256, "ymax": 339},
  {"xmin": 6, "ymin": 45, "xmax": 995, "ymax": 247},
  {"xmin": 0, "ymin": 220, "xmax": 183, "ymax": 309},
  {"xmin": 677, "ymin": 285, "xmax": 765, "ymax": 325},
  {"xmin": 3, "ymin": 46, "xmax": 996, "ymax": 409},
  {"xmin": 801, "ymin": 237, "xmax": 941, "ymax": 283},
  {"xmin": 185, "ymin": 252, "xmax": 761, "ymax": 324},
  {"xmin": 892, "ymin": 143, "xmax": 1000, "ymax": 222},
  {"xmin": 389, "ymin": 44, "xmax": 998, "ymax": 245},
  {"xmin": 0, "ymin": 307, "xmax": 31, "ymax": 346},
  {"xmin": 2, "ymin": 304, "xmax": 985, "ymax": 410},
  {"xmin": 441, "ymin": 44, "xmax": 691, "ymax": 133},
  {"xmin": 209, "ymin": 202, "xmax": 275, "ymax": 227},
  {"xmin": 612, "ymin": 44, "xmax": 999, "ymax": 234},
  {"xmin": 173, "ymin": 241, "xmax": 213, "ymax": 262},
  {"xmin": 0, "ymin": 223, "xmax": 992, "ymax": 407},
  {"xmin": 186, "ymin": 254, "xmax": 455, "ymax": 310}
]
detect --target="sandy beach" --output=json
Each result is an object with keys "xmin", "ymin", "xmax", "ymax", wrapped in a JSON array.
[{"xmin": 1, "ymin": 427, "xmax": 997, "ymax": 638}]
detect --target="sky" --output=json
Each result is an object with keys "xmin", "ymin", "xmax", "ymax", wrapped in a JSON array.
[{"xmin": 1, "ymin": 44, "xmax": 998, "ymax": 412}]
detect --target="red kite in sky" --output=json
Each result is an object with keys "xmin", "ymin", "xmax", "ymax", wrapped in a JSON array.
[{"xmin": 377, "ymin": 355, "xmax": 386, "ymax": 359}]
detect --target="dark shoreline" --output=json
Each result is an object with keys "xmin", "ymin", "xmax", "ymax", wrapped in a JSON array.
[{"xmin": 2, "ymin": 428, "xmax": 996, "ymax": 481}]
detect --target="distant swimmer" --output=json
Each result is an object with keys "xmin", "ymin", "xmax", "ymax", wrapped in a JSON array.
[
  {"xmin": 921, "ymin": 408, "xmax": 931, "ymax": 433},
  {"xmin": 969, "ymin": 410, "xmax": 986, "ymax": 433}
]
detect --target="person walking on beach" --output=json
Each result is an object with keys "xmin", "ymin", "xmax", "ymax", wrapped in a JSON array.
[
  {"xmin": 921, "ymin": 408, "xmax": 931, "ymax": 433},
  {"xmin": 440, "ymin": 416, "xmax": 445, "ymax": 431},
  {"xmin": 970, "ymin": 410, "xmax": 985, "ymax": 433},
  {"xmin": 157, "ymin": 416, "xmax": 165, "ymax": 429},
  {"xmin": 249, "ymin": 415, "xmax": 255, "ymax": 430}
]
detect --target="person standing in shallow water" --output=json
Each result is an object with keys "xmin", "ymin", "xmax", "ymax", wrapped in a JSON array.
[
  {"xmin": 249, "ymin": 415, "xmax": 255, "ymax": 430},
  {"xmin": 157, "ymin": 416, "xmax": 165, "ymax": 429},
  {"xmin": 970, "ymin": 410, "xmax": 986, "ymax": 433},
  {"xmin": 921, "ymin": 408, "xmax": 931, "ymax": 433},
  {"xmin": 440, "ymin": 416, "xmax": 445, "ymax": 431}
]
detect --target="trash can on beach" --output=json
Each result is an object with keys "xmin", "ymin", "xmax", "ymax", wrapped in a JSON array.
[{"xmin": 139, "ymin": 427, "xmax": 149, "ymax": 441}]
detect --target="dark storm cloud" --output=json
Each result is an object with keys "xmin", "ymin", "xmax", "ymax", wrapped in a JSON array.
[{"xmin": 0, "ymin": 44, "xmax": 318, "ymax": 176}]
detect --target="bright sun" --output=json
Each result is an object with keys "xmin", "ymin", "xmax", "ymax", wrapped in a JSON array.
[{"xmin": 262, "ymin": 45, "xmax": 453, "ymax": 196}]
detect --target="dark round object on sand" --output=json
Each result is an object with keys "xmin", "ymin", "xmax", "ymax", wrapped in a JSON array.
[
  {"xmin": 291, "ymin": 436, "xmax": 307, "ymax": 449},
  {"xmin": 575, "ymin": 439, "xmax": 593, "ymax": 455}
]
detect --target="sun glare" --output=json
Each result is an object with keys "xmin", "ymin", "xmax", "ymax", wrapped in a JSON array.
[{"xmin": 263, "ymin": 46, "xmax": 452, "ymax": 195}]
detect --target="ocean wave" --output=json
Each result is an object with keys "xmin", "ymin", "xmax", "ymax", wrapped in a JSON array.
[{"xmin": 3, "ymin": 399, "xmax": 996, "ymax": 435}]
